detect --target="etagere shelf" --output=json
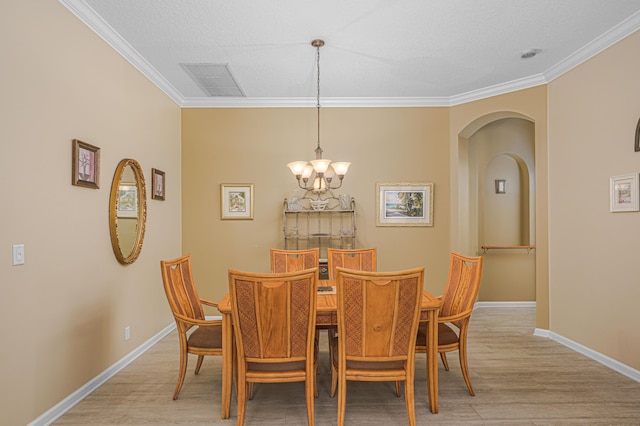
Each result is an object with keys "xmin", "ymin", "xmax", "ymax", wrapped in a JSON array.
[{"xmin": 283, "ymin": 197, "xmax": 357, "ymax": 278}]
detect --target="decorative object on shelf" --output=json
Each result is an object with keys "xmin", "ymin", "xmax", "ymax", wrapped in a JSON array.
[
  {"xmin": 152, "ymin": 168, "xmax": 165, "ymax": 200},
  {"xmin": 310, "ymin": 200, "xmax": 329, "ymax": 210},
  {"xmin": 495, "ymin": 179, "xmax": 506, "ymax": 194},
  {"xmin": 72, "ymin": 139, "xmax": 100, "ymax": 189},
  {"xmin": 610, "ymin": 173, "xmax": 639, "ymax": 212},
  {"xmin": 376, "ymin": 182, "xmax": 434, "ymax": 227},
  {"xmin": 339, "ymin": 194, "xmax": 351, "ymax": 210},
  {"xmin": 287, "ymin": 39, "xmax": 350, "ymax": 195},
  {"xmin": 221, "ymin": 183, "xmax": 254, "ymax": 220}
]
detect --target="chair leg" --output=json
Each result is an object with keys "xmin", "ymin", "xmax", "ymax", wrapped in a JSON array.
[
  {"xmin": 404, "ymin": 374, "xmax": 417, "ymax": 426},
  {"xmin": 306, "ymin": 369, "xmax": 315, "ymax": 426},
  {"xmin": 395, "ymin": 381, "xmax": 402, "ymax": 397},
  {"xmin": 440, "ymin": 352, "xmax": 450, "ymax": 371},
  {"xmin": 337, "ymin": 374, "xmax": 347, "ymax": 426},
  {"xmin": 459, "ymin": 341, "xmax": 475, "ymax": 396},
  {"xmin": 237, "ymin": 378, "xmax": 247, "ymax": 426},
  {"xmin": 329, "ymin": 334, "xmax": 338, "ymax": 398},
  {"xmin": 248, "ymin": 382, "xmax": 254, "ymax": 400},
  {"xmin": 173, "ymin": 347, "xmax": 188, "ymax": 400},
  {"xmin": 330, "ymin": 360, "xmax": 338, "ymax": 398},
  {"xmin": 194, "ymin": 355, "xmax": 204, "ymax": 374},
  {"xmin": 313, "ymin": 331, "xmax": 319, "ymax": 398}
]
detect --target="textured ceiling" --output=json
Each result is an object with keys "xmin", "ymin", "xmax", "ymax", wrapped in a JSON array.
[{"xmin": 61, "ymin": 0, "xmax": 640, "ymax": 107}]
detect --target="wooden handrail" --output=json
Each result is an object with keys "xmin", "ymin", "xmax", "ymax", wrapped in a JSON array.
[{"xmin": 481, "ymin": 245, "xmax": 536, "ymax": 254}]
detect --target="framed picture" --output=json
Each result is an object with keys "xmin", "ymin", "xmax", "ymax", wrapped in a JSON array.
[
  {"xmin": 117, "ymin": 183, "xmax": 138, "ymax": 218},
  {"xmin": 610, "ymin": 174, "xmax": 639, "ymax": 212},
  {"xmin": 376, "ymin": 182, "xmax": 434, "ymax": 227},
  {"xmin": 151, "ymin": 168, "xmax": 165, "ymax": 200},
  {"xmin": 221, "ymin": 183, "xmax": 254, "ymax": 220},
  {"xmin": 495, "ymin": 179, "xmax": 506, "ymax": 194},
  {"xmin": 72, "ymin": 139, "xmax": 100, "ymax": 189}
]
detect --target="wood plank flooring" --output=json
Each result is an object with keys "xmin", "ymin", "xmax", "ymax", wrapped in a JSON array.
[{"xmin": 54, "ymin": 307, "xmax": 640, "ymax": 425}]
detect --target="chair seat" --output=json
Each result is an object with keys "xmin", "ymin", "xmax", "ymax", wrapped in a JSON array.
[
  {"xmin": 416, "ymin": 322, "xmax": 459, "ymax": 347},
  {"xmin": 187, "ymin": 325, "xmax": 223, "ymax": 349}
]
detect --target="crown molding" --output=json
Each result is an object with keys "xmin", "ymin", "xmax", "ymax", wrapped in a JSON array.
[
  {"xmin": 544, "ymin": 10, "xmax": 640, "ymax": 82},
  {"xmin": 179, "ymin": 96, "xmax": 452, "ymax": 108},
  {"xmin": 59, "ymin": 0, "xmax": 184, "ymax": 105}
]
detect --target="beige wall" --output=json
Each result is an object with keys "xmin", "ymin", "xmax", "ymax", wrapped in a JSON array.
[
  {"xmin": 0, "ymin": 1, "xmax": 182, "ymax": 424},
  {"xmin": 181, "ymin": 107, "xmax": 453, "ymax": 304},
  {"xmin": 548, "ymin": 30, "xmax": 640, "ymax": 370}
]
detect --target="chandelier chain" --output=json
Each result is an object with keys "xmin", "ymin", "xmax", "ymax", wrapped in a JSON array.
[{"xmin": 316, "ymin": 43, "xmax": 321, "ymax": 153}]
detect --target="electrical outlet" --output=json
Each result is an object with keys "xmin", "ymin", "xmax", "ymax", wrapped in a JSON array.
[
  {"xmin": 125, "ymin": 326, "xmax": 130, "ymax": 341},
  {"xmin": 12, "ymin": 244, "xmax": 25, "ymax": 266}
]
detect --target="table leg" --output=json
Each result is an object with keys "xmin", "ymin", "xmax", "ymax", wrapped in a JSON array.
[
  {"xmin": 221, "ymin": 313, "xmax": 232, "ymax": 419},
  {"xmin": 426, "ymin": 309, "xmax": 438, "ymax": 413}
]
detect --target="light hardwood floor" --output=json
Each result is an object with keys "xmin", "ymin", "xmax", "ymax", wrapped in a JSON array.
[{"xmin": 54, "ymin": 307, "xmax": 640, "ymax": 425}]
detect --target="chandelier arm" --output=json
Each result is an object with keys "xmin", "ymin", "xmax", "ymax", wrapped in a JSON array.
[{"xmin": 327, "ymin": 178, "xmax": 344, "ymax": 191}]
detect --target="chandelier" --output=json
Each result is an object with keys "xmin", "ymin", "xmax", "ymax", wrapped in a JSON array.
[{"xmin": 287, "ymin": 39, "xmax": 350, "ymax": 194}]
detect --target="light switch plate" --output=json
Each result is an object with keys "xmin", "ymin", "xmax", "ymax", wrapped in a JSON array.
[{"xmin": 12, "ymin": 244, "xmax": 25, "ymax": 266}]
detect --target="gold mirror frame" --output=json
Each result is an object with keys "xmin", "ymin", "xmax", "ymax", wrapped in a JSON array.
[{"xmin": 109, "ymin": 159, "xmax": 147, "ymax": 264}]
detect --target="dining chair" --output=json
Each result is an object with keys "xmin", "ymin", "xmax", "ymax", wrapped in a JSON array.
[
  {"xmin": 228, "ymin": 268, "xmax": 318, "ymax": 426},
  {"xmin": 331, "ymin": 267, "xmax": 424, "ymax": 426},
  {"xmin": 326, "ymin": 247, "xmax": 377, "ymax": 279},
  {"xmin": 269, "ymin": 248, "xmax": 320, "ymax": 398},
  {"xmin": 326, "ymin": 247, "xmax": 377, "ymax": 367},
  {"xmin": 160, "ymin": 254, "xmax": 223, "ymax": 400},
  {"xmin": 270, "ymin": 248, "xmax": 320, "ymax": 275},
  {"xmin": 415, "ymin": 251, "xmax": 483, "ymax": 395}
]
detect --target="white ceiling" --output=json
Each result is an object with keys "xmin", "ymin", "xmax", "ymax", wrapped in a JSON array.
[{"xmin": 61, "ymin": 0, "xmax": 640, "ymax": 107}]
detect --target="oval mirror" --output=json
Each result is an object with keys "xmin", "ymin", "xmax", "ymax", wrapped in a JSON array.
[{"xmin": 109, "ymin": 159, "xmax": 147, "ymax": 264}]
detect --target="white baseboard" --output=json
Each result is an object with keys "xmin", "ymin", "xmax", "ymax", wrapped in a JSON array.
[
  {"xmin": 475, "ymin": 301, "xmax": 536, "ymax": 308},
  {"xmin": 547, "ymin": 330, "xmax": 640, "ymax": 383},
  {"xmin": 475, "ymin": 302, "xmax": 640, "ymax": 383},
  {"xmin": 28, "ymin": 322, "xmax": 176, "ymax": 426}
]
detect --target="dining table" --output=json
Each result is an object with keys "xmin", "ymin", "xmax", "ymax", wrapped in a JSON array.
[{"xmin": 216, "ymin": 279, "xmax": 441, "ymax": 418}]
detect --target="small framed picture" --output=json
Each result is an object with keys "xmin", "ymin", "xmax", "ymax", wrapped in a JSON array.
[
  {"xmin": 376, "ymin": 182, "xmax": 434, "ymax": 227},
  {"xmin": 221, "ymin": 183, "xmax": 254, "ymax": 220},
  {"xmin": 495, "ymin": 179, "xmax": 506, "ymax": 194},
  {"xmin": 610, "ymin": 173, "xmax": 639, "ymax": 212},
  {"xmin": 72, "ymin": 139, "xmax": 100, "ymax": 189},
  {"xmin": 151, "ymin": 168, "xmax": 165, "ymax": 200}
]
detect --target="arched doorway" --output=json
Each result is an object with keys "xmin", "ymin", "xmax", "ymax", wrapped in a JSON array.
[{"xmin": 458, "ymin": 113, "xmax": 536, "ymax": 302}]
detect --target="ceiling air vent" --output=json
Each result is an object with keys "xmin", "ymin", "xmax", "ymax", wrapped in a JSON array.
[{"xmin": 180, "ymin": 63, "xmax": 246, "ymax": 97}]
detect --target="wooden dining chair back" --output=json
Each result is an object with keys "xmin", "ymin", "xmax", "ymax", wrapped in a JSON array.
[
  {"xmin": 326, "ymin": 247, "xmax": 377, "ymax": 279},
  {"xmin": 228, "ymin": 268, "xmax": 318, "ymax": 426},
  {"xmin": 416, "ymin": 251, "xmax": 483, "ymax": 395},
  {"xmin": 160, "ymin": 254, "xmax": 223, "ymax": 400},
  {"xmin": 270, "ymin": 248, "xmax": 319, "ymax": 274},
  {"xmin": 332, "ymin": 267, "xmax": 424, "ymax": 426}
]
